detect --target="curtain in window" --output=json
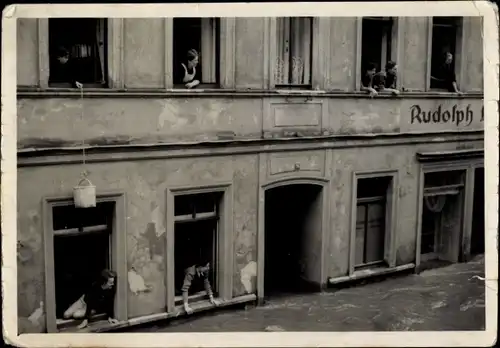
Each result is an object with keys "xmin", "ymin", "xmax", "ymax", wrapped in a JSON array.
[
  {"xmin": 96, "ymin": 19, "xmax": 106, "ymax": 84},
  {"xmin": 201, "ymin": 18, "xmax": 217, "ymax": 84},
  {"xmin": 275, "ymin": 17, "xmax": 312, "ymax": 85}
]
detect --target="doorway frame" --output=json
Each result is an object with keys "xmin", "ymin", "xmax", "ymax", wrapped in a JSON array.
[
  {"xmin": 257, "ymin": 177, "xmax": 330, "ymax": 302},
  {"xmin": 415, "ymin": 152, "xmax": 484, "ymax": 270}
]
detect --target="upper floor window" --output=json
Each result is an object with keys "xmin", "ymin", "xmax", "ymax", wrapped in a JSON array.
[
  {"xmin": 49, "ymin": 18, "xmax": 107, "ymax": 88},
  {"xmin": 360, "ymin": 17, "xmax": 399, "ymax": 94},
  {"xmin": 430, "ymin": 17, "xmax": 462, "ymax": 92},
  {"xmin": 274, "ymin": 17, "xmax": 313, "ymax": 87},
  {"xmin": 173, "ymin": 18, "xmax": 220, "ymax": 89}
]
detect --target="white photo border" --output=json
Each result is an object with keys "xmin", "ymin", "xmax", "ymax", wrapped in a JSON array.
[{"xmin": 2, "ymin": 1, "xmax": 498, "ymax": 347}]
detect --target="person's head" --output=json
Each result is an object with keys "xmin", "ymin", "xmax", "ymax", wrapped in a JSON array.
[
  {"xmin": 386, "ymin": 61, "xmax": 398, "ymax": 75},
  {"xmin": 365, "ymin": 63, "xmax": 377, "ymax": 77},
  {"xmin": 196, "ymin": 262, "xmax": 210, "ymax": 275},
  {"xmin": 186, "ymin": 49, "xmax": 199, "ymax": 69},
  {"xmin": 444, "ymin": 52, "xmax": 453, "ymax": 64},
  {"xmin": 56, "ymin": 47, "xmax": 70, "ymax": 64},
  {"xmin": 100, "ymin": 269, "xmax": 117, "ymax": 289}
]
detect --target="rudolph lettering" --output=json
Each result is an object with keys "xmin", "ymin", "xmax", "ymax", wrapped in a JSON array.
[{"xmin": 410, "ymin": 104, "xmax": 484, "ymax": 126}]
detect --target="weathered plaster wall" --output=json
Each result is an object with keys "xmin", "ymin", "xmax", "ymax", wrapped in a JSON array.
[
  {"xmin": 17, "ymin": 155, "xmax": 259, "ymax": 332},
  {"xmin": 402, "ymin": 17, "xmax": 429, "ymax": 91},
  {"xmin": 17, "ymin": 98, "xmax": 263, "ymax": 148},
  {"xmin": 327, "ymin": 17, "xmax": 357, "ymax": 91},
  {"xmin": 17, "ymin": 18, "xmax": 39, "ymax": 87},
  {"xmin": 461, "ymin": 17, "xmax": 483, "ymax": 92},
  {"xmin": 327, "ymin": 139, "xmax": 484, "ymax": 278},
  {"xmin": 18, "ymin": 97, "xmax": 483, "ymax": 148},
  {"xmin": 123, "ymin": 19, "xmax": 166, "ymax": 88},
  {"xmin": 235, "ymin": 18, "xmax": 265, "ymax": 89}
]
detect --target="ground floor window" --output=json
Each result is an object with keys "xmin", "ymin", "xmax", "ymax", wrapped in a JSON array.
[
  {"xmin": 420, "ymin": 169, "xmax": 465, "ymax": 262},
  {"xmin": 471, "ymin": 167, "xmax": 485, "ymax": 255},
  {"xmin": 52, "ymin": 202, "xmax": 115, "ymax": 328},
  {"xmin": 173, "ymin": 192, "xmax": 221, "ymax": 305},
  {"xmin": 354, "ymin": 176, "xmax": 392, "ymax": 269}
]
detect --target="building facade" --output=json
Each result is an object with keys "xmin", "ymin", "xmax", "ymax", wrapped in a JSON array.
[{"xmin": 16, "ymin": 16, "xmax": 484, "ymax": 333}]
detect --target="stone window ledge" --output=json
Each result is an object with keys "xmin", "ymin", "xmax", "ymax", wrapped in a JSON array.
[
  {"xmin": 88, "ymin": 294, "xmax": 256, "ymax": 333},
  {"xmin": 328, "ymin": 263, "xmax": 415, "ymax": 286},
  {"xmin": 16, "ymin": 87, "xmax": 483, "ymax": 100}
]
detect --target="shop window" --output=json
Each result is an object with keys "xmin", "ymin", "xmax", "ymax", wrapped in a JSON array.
[
  {"xmin": 173, "ymin": 18, "xmax": 220, "ymax": 88},
  {"xmin": 49, "ymin": 18, "xmax": 107, "ymax": 88},
  {"xmin": 52, "ymin": 202, "xmax": 115, "ymax": 327},
  {"xmin": 360, "ymin": 17, "xmax": 394, "ymax": 82},
  {"xmin": 420, "ymin": 170, "xmax": 465, "ymax": 262},
  {"xmin": 274, "ymin": 17, "xmax": 313, "ymax": 87},
  {"xmin": 430, "ymin": 17, "xmax": 461, "ymax": 90},
  {"xmin": 174, "ymin": 192, "xmax": 222, "ymax": 304},
  {"xmin": 354, "ymin": 176, "xmax": 392, "ymax": 268}
]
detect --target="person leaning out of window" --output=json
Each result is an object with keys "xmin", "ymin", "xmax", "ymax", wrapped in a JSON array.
[
  {"xmin": 431, "ymin": 51, "xmax": 463, "ymax": 95},
  {"xmin": 374, "ymin": 61, "xmax": 400, "ymax": 96},
  {"xmin": 177, "ymin": 49, "xmax": 201, "ymax": 89},
  {"xmin": 50, "ymin": 46, "xmax": 83, "ymax": 89}
]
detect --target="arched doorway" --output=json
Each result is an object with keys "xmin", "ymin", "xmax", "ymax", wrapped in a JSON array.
[{"xmin": 264, "ymin": 183, "xmax": 324, "ymax": 298}]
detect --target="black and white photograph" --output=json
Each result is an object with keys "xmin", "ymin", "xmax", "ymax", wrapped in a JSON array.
[{"xmin": 2, "ymin": 2, "xmax": 498, "ymax": 347}]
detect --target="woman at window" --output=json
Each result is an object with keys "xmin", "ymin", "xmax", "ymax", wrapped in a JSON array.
[{"xmin": 176, "ymin": 49, "xmax": 201, "ymax": 89}]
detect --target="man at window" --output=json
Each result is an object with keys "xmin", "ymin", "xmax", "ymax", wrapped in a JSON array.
[
  {"xmin": 360, "ymin": 63, "xmax": 379, "ymax": 97},
  {"xmin": 431, "ymin": 52, "xmax": 463, "ymax": 94},
  {"xmin": 375, "ymin": 61, "xmax": 400, "ymax": 95},
  {"xmin": 181, "ymin": 259, "xmax": 219, "ymax": 314},
  {"xmin": 50, "ymin": 46, "xmax": 83, "ymax": 89}
]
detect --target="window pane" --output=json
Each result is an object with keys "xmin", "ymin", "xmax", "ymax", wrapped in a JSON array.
[
  {"xmin": 361, "ymin": 17, "xmax": 393, "ymax": 74},
  {"xmin": 275, "ymin": 17, "xmax": 312, "ymax": 85},
  {"xmin": 424, "ymin": 170, "xmax": 465, "ymax": 188},
  {"xmin": 357, "ymin": 176, "xmax": 391, "ymax": 199},
  {"xmin": 52, "ymin": 202, "xmax": 115, "ymax": 230},
  {"xmin": 174, "ymin": 192, "xmax": 220, "ymax": 216},
  {"xmin": 355, "ymin": 204, "xmax": 367, "ymax": 265},
  {"xmin": 365, "ymin": 203, "xmax": 386, "ymax": 263}
]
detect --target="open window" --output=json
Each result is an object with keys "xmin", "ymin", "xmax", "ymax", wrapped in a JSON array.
[
  {"xmin": 430, "ymin": 17, "xmax": 461, "ymax": 90},
  {"xmin": 274, "ymin": 17, "xmax": 313, "ymax": 88},
  {"xmin": 420, "ymin": 170, "xmax": 465, "ymax": 263},
  {"xmin": 354, "ymin": 176, "xmax": 393, "ymax": 270},
  {"xmin": 52, "ymin": 202, "xmax": 115, "ymax": 330},
  {"xmin": 361, "ymin": 17, "xmax": 394, "ymax": 76},
  {"xmin": 174, "ymin": 192, "xmax": 222, "ymax": 305},
  {"xmin": 173, "ymin": 18, "xmax": 220, "ymax": 88},
  {"xmin": 48, "ymin": 18, "xmax": 107, "ymax": 88}
]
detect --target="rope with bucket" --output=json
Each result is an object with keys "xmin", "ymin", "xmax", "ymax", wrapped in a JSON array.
[{"xmin": 73, "ymin": 85, "xmax": 97, "ymax": 208}]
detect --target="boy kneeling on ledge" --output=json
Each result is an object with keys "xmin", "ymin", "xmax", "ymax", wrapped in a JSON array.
[{"xmin": 182, "ymin": 260, "xmax": 220, "ymax": 314}]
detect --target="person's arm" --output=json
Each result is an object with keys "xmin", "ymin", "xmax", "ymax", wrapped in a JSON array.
[
  {"xmin": 105, "ymin": 287, "xmax": 116, "ymax": 319},
  {"xmin": 181, "ymin": 267, "xmax": 195, "ymax": 313},
  {"xmin": 68, "ymin": 60, "xmax": 83, "ymax": 89}
]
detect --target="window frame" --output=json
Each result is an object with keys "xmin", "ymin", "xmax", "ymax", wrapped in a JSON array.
[
  {"xmin": 349, "ymin": 170, "xmax": 398, "ymax": 275},
  {"xmin": 165, "ymin": 18, "xmax": 236, "ymax": 89},
  {"xmin": 426, "ymin": 16, "xmax": 465, "ymax": 92},
  {"xmin": 355, "ymin": 17, "xmax": 402, "ymax": 92},
  {"xmin": 267, "ymin": 17, "xmax": 321, "ymax": 90},
  {"xmin": 42, "ymin": 192, "xmax": 128, "ymax": 333},
  {"xmin": 165, "ymin": 183, "xmax": 234, "ymax": 313}
]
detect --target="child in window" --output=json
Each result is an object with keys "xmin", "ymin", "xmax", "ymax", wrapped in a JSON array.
[
  {"xmin": 181, "ymin": 261, "xmax": 219, "ymax": 314},
  {"xmin": 360, "ymin": 62, "xmax": 379, "ymax": 97},
  {"xmin": 63, "ymin": 269, "xmax": 118, "ymax": 330},
  {"xmin": 50, "ymin": 46, "xmax": 83, "ymax": 89},
  {"xmin": 176, "ymin": 49, "xmax": 201, "ymax": 89}
]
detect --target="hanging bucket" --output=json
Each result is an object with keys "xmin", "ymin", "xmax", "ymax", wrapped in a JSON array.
[{"xmin": 73, "ymin": 178, "xmax": 96, "ymax": 208}]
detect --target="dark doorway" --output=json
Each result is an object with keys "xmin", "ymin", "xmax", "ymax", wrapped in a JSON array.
[
  {"xmin": 264, "ymin": 184, "xmax": 323, "ymax": 297},
  {"xmin": 471, "ymin": 168, "xmax": 485, "ymax": 255}
]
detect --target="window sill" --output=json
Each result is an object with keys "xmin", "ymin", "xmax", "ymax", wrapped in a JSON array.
[
  {"xmin": 328, "ymin": 263, "xmax": 415, "ymax": 286},
  {"xmin": 16, "ymin": 87, "xmax": 483, "ymax": 99},
  {"xmin": 90, "ymin": 293, "xmax": 257, "ymax": 333}
]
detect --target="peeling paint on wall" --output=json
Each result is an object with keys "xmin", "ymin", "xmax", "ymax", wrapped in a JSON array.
[
  {"xmin": 128, "ymin": 269, "xmax": 152, "ymax": 295},
  {"xmin": 240, "ymin": 261, "xmax": 257, "ymax": 294},
  {"xmin": 143, "ymin": 222, "xmax": 164, "ymax": 259},
  {"xmin": 150, "ymin": 204, "xmax": 165, "ymax": 237}
]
